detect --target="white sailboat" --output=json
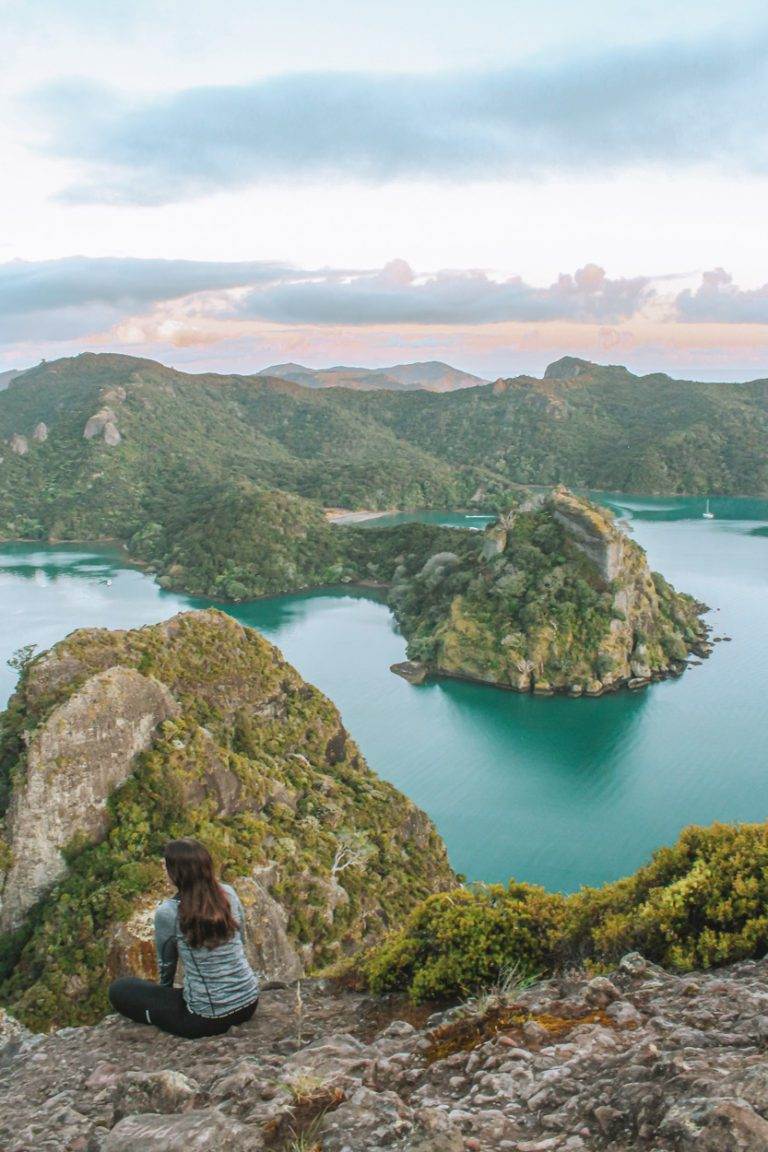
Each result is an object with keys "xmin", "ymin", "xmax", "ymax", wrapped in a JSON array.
[{"xmin": 703, "ymin": 499, "xmax": 714, "ymax": 519}]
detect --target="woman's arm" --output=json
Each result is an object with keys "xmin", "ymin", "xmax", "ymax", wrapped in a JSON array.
[{"xmin": 154, "ymin": 901, "xmax": 179, "ymax": 986}]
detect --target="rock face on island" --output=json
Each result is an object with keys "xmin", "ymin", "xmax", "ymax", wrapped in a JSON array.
[
  {"xmin": 389, "ymin": 488, "xmax": 709, "ymax": 695},
  {"xmin": 0, "ymin": 611, "xmax": 452, "ymax": 1030}
]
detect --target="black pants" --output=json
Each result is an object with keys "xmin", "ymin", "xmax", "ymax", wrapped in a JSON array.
[{"xmin": 108, "ymin": 977, "xmax": 258, "ymax": 1039}]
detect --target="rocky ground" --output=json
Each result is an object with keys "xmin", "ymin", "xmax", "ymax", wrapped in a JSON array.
[{"xmin": 2, "ymin": 953, "xmax": 768, "ymax": 1150}]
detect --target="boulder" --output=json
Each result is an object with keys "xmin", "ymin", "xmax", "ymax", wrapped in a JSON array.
[
  {"xmin": 104, "ymin": 421, "xmax": 122, "ymax": 446},
  {"xmin": 0, "ymin": 1009, "xmax": 32, "ymax": 1058},
  {"xmin": 84, "ymin": 407, "xmax": 121, "ymax": 444},
  {"xmin": 237, "ymin": 874, "xmax": 304, "ymax": 984},
  {"xmin": 659, "ymin": 1097, "xmax": 768, "ymax": 1151},
  {"xmin": 320, "ymin": 1085, "xmax": 414, "ymax": 1150},
  {"xmin": 391, "ymin": 660, "xmax": 428, "ymax": 684},
  {"xmin": 9, "ymin": 433, "xmax": 28, "ymax": 456},
  {"xmin": 32, "ymin": 422, "xmax": 48, "ymax": 442}
]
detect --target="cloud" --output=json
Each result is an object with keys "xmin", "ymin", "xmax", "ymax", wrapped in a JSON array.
[
  {"xmin": 27, "ymin": 30, "xmax": 768, "ymax": 205},
  {"xmin": 234, "ymin": 261, "xmax": 653, "ymax": 325},
  {"xmin": 0, "ymin": 257, "xmax": 653, "ymax": 350},
  {"xmin": 0, "ymin": 256, "xmax": 294, "ymax": 314},
  {"xmin": 675, "ymin": 268, "xmax": 768, "ymax": 323},
  {"xmin": 3, "ymin": 256, "xmax": 768, "ymax": 369},
  {"xmin": 0, "ymin": 256, "xmax": 300, "ymax": 344}
]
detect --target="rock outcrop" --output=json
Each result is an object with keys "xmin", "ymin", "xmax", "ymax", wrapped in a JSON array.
[
  {"xmin": 551, "ymin": 487, "xmax": 625, "ymax": 582},
  {"xmin": 543, "ymin": 355, "xmax": 595, "ymax": 381},
  {"xmin": 0, "ymin": 666, "xmax": 179, "ymax": 931},
  {"xmin": 32, "ymin": 422, "xmax": 48, "ymax": 442},
  {"xmin": 0, "ymin": 611, "xmax": 452, "ymax": 1029},
  {"xmin": 9, "ymin": 433, "xmax": 28, "ymax": 456},
  {"xmin": 84, "ymin": 406, "xmax": 121, "ymax": 445},
  {"xmin": 3, "ymin": 955, "xmax": 768, "ymax": 1150}
]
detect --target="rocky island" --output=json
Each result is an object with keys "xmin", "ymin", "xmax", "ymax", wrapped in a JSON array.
[{"xmin": 388, "ymin": 488, "xmax": 709, "ymax": 696}]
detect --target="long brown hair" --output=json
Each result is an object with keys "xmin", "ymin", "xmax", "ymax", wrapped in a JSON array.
[{"xmin": 163, "ymin": 838, "xmax": 238, "ymax": 949}]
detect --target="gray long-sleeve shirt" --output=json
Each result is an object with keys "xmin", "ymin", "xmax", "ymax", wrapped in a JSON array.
[{"xmin": 154, "ymin": 883, "xmax": 260, "ymax": 1018}]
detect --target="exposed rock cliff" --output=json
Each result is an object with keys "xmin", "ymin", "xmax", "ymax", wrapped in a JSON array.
[
  {"xmin": 389, "ymin": 489, "xmax": 709, "ymax": 696},
  {"xmin": 0, "ymin": 611, "xmax": 452, "ymax": 1029},
  {"xmin": 550, "ymin": 488, "xmax": 625, "ymax": 582},
  {"xmin": 3, "ymin": 954, "xmax": 768, "ymax": 1150},
  {"xmin": 0, "ymin": 666, "xmax": 179, "ymax": 931}
]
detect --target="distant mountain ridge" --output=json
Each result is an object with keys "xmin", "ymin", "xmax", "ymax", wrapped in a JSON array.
[{"xmin": 258, "ymin": 359, "xmax": 487, "ymax": 392}]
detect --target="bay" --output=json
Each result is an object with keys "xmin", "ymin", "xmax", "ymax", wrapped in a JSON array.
[{"xmin": 1, "ymin": 493, "xmax": 766, "ymax": 892}]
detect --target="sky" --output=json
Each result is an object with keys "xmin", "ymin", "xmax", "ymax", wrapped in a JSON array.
[{"xmin": 1, "ymin": 0, "xmax": 768, "ymax": 379}]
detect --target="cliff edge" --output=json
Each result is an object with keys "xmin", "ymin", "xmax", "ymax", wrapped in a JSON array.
[{"xmin": 0, "ymin": 611, "xmax": 452, "ymax": 1030}]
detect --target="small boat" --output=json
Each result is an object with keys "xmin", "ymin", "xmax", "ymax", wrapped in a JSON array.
[{"xmin": 703, "ymin": 499, "xmax": 714, "ymax": 520}]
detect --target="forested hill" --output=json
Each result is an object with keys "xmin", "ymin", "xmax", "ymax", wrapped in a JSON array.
[
  {"xmin": 343, "ymin": 355, "xmax": 768, "ymax": 495},
  {"xmin": 0, "ymin": 352, "xmax": 766, "ymax": 546},
  {"xmin": 0, "ymin": 353, "xmax": 482, "ymax": 541}
]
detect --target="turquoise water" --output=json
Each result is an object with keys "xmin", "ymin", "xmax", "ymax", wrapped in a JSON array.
[{"xmin": 1, "ymin": 494, "xmax": 767, "ymax": 892}]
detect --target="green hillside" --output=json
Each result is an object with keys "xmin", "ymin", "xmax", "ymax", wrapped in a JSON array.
[
  {"xmin": 345, "ymin": 356, "xmax": 768, "ymax": 495},
  {"xmin": 1, "ymin": 351, "xmax": 766, "ymax": 581},
  {"xmin": 0, "ymin": 353, "xmax": 476, "ymax": 542}
]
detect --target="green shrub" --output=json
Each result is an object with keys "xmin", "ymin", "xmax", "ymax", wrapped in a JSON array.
[
  {"xmin": 567, "ymin": 822, "xmax": 768, "ymax": 969},
  {"xmin": 363, "ymin": 882, "xmax": 567, "ymax": 1001},
  {"xmin": 360, "ymin": 822, "xmax": 768, "ymax": 1001}
]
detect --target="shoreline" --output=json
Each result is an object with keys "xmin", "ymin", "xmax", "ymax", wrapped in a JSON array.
[{"xmin": 324, "ymin": 508, "xmax": 397, "ymax": 525}]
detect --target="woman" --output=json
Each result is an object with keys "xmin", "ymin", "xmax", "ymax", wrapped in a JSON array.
[{"xmin": 109, "ymin": 838, "xmax": 260, "ymax": 1039}]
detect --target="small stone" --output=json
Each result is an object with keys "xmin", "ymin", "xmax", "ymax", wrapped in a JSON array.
[
  {"xmin": 619, "ymin": 952, "xmax": 648, "ymax": 977},
  {"xmin": 523, "ymin": 1020, "xmax": 551, "ymax": 1046},
  {"xmin": 585, "ymin": 976, "xmax": 621, "ymax": 1006}
]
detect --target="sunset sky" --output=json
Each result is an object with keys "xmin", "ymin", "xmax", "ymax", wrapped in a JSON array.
[{"xmin": 2, "ymin": 0, "xmax": 768, "ymax": 379}]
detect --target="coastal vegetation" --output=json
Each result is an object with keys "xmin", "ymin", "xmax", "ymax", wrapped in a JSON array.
[
  {"xmin": 385, "ymin": 489, "xmax": 709, "ymax": 695},
  {"xmin": 0, "ymin": 609, "xmax": 759, "ymax": 1035},
  {"xmin": 360, "ymin": 821, "xmax": 768, "ymax": 1001}
]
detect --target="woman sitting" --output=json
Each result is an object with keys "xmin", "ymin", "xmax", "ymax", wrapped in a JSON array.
[{"xmin": 109, "ymin": 838, "xmax": 260, "ymax": 1039}]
